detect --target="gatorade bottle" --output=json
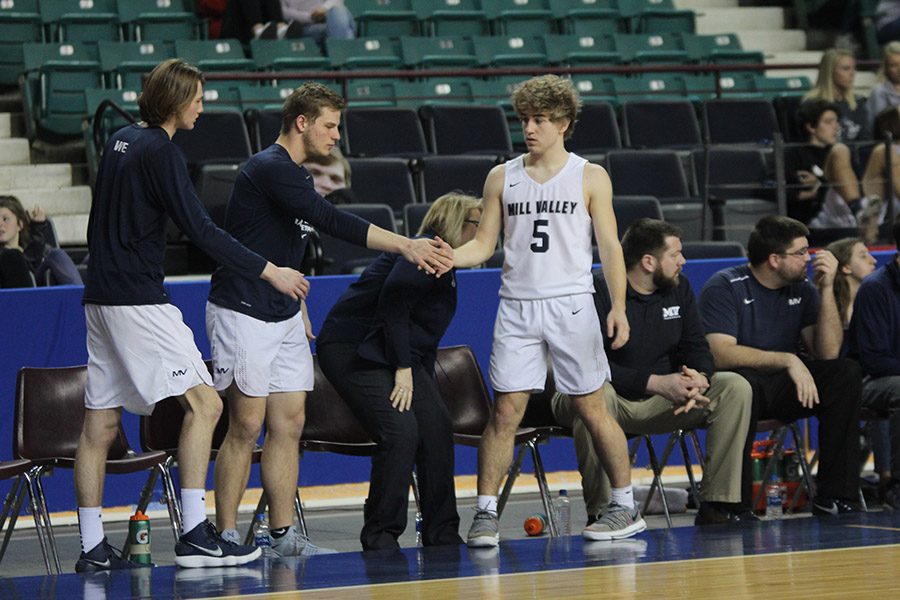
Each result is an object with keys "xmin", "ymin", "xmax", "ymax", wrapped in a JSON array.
[
  {"xmin": 524, "ymin": 513, "xmax": 548, "ymax": 536},
  {"xmin": 128, "ymin": 510, "xmax": 151, "ymax": 565}
]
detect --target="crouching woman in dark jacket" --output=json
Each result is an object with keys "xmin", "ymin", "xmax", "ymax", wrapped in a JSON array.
[{"xmin": 316, "ymin": 192, "xmax": 482, "ymax": 550}]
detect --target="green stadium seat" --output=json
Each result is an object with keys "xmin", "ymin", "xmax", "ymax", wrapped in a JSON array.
[
  {"xmin": 22, "ymin": 42, "xmax": 103, "ymax": 138},
  {"xmin": 40, "ymin": 0, "xmax": 121, "ymax": 43},
  {"xmin": 615, "ymin": 32, "xmax": 689, "ymax": 63},
  {"xmin": 473, "ymin": 35, "xmax": 548, "ymax": 67},
  {"xmin": 200, "ymin": 83, "xmax": 242, "ymax": 110},
  {"xmin": 753, "ymin": 74, "xmax": 811, "ymax": 99},
  {"xmin": 470, "ymin": 76, "xmax": 523, "ymax": 107},
  {"xmin": 97, "ymin": 40, "xmax": 175, "ymax": 89},
  {"xmin": 344, "ymin": 0, "xmax": 420, "ymax": 37},
  {"xmin": 543, "ymin": 33, "xmax": 619, "ymax": 65},
  {"xmin": 412, "ymin": 0, "xmax": 488, "ymax": 37},
  {"xmin": 484, "ymin": 0, "xmax": 556, "ymax": 36},
  {"xmin": 326, "ymin": 37, "xmax": 403, "ymax": 70},
  {"xmin": 683, "ymin": 33, "xmax": 763, "ymax": 64},
  {"xmin": 174, "ymin": 39, "xmax": 254, "ymax": 71},
  {"xmin": 394, "ymin": 78, "xmax": 474, "ymax": 107},
  {"xmin": 400, "ymin": 36, "xmax": 477, "ymax": 69},
  {"xmin": 343, "ymin": 78, "xmax": 397, "ymax": 107},
  {"xmin": 614, "ymin": 73, "xmax": 690, "ymax": 102},
  {"xmin": 250, "ymin": 38, "xmax": 329, "ymax": 72},
  {"xmin": 116, "ymin": 0, "xmax": 200, "ymax": 42},
  {"xmin": 569, "ymin": 74, "xmax": 618, "ymax": 103},
  {"xmin": 237, "ymin": 84, "xmax": 297, "ymax": 111},
  {"xmin": 716, "ymin": 72, "xmax": 761, "ymax": 98},
  {"xmin": 0, "ymin": 0, "xmax": 42, "ymax": 86},
  {"xmin": 549, "ymin": 0, "xmax": 624, "ymax": 35}
]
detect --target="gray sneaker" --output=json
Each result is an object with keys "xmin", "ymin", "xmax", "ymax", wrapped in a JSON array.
[
  {"xmin": 466, "ymin": 509, "xmax": 500, "ymax": 548},
  {"xmin": 220, "ymin": 528, "xmax": 241, "ymax": 545},
  {"xmin": 582, "ymin": 503, "xmax": 646, "ymax": 541},
  {"xmin": 271, "ymin": 525, "xmax": 337, "ymax": 557}
]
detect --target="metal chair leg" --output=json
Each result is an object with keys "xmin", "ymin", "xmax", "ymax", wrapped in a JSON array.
[
  {"xmin": 158, "ymin": 459, "xmax": 183, "ymax": 539},
  {"xmin": 788, "ymin": 423, "xmax": 816, "ymax": 513},
  {"xmin": 643, "ymin": 435, "xmax": 672, "ymax": 528},
  {"xmin": 678, "ymin": 431, "xmax": 702, "ymax": 506},
  {"xmin": 497, "ymin": 442, "xmax": 528, "ymax": 518},
  {"xmin": 0, "ymin": 477, "xmax": 26, "ymax": 565},
  {"xmin": 294, "ymin": 491, "xmax": 308, "ymax": 538},
  {"xmin": 25, "ymin": 468, "xmax": 55, "ymax": 574},
  {"xmin": 527, "ymin": 437, "xmax": 558, "ymax": 537}
]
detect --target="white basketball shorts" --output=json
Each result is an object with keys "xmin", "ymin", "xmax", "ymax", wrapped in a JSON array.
[
  {"xmin": 489, "ymin": 294, "xmax": 610, "ymax": 396},
  {"xmin": 84, "ymin": 303, "xmax": 212, "ymax": 416},
  {"xmin": 206, "ymin": 302, "xmax": 314, "ymax": 398}
]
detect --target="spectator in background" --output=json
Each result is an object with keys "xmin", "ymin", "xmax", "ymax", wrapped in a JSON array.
[
  {"xmin": 862, "ymin": 106, "xmax": 900, "ymax": 221},
  {"xmin": 279, "ymin": 1, "xmax": 356, "ymax": 43},
  {"xmin": 196, "ymin": 0, "xmax": 228, "ymax": 39},
  {"xmin": 805, "ymin": 48, "xmax": 872, "ymax": 143},
  {"xmin": 0, "ymin": 195, "xmax": 81, "ymax": 287},
  {"xmin": 221, "ymin": 0, "xmax": 290, "ymax": 43},
  {"xmin": 303, "ymin": 147, "xmax": 356, "ymax": 204},
  {"xmin": 868, "ymin": 42, "xmax": 900, "ymax": 131},
  {"xmin": 847, "ymin": 217, "xmax": 900, "ymax": 510},
  {"xmin": 785, "ymin": 100, "xmax": 881, "ymax": 242},
  {"xmin": 876, "ymin": 1, "xmax": 900, "ymax": 44}
]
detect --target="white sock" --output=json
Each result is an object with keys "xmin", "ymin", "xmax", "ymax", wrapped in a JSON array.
[
  {"xmin": 78, "ymin": 506, "xmax": 104, "ymax": 553},
  {"xmin": 476, "ymin": 495, "xmax": 498, "ymax": 516},
  {"xmin": 181, "ymin": 488, "xmax": 208, "ymax": 533},
  {"xmin": 611, "ymin": 486, "xmax": 635, "ymax": 510}
]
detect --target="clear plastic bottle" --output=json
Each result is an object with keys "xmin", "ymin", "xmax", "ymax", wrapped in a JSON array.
[
  {"xmin": 254, "ymin": 513, "xmax": 274, "ymax": 556},
  {"xmin": 765, "ymin": 474, "xmax": 785, "ymax": 519},
  {"xmin": 554, "ymin": 489, "xmax": 571, "ymax": 536}
]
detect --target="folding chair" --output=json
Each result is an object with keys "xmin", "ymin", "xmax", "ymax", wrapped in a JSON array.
[
  {"xmin": 0, "ymin": 459, "xmax": 53, "ymax": 574},
  {"xmin": 14, "ymin": 366, "xmax": 176, "ymax": 573}
]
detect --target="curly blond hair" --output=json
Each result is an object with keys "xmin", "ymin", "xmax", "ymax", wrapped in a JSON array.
[{"xmin": 510, "ymin": 75, "xmax": 582, "ymax": 139}]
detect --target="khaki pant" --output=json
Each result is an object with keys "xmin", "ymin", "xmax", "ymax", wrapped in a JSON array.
[{"xmin": 551, "ymin": 373, "xmax": 752, "ymax": 517}]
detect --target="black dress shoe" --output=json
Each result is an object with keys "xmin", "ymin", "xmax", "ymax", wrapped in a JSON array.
[{"xmin": 695, "ymin": 503, "xmax": 760, "ymax": 526}]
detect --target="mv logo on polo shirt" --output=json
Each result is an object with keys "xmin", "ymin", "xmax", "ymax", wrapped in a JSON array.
[
  {"xmin": 788, "ymin": 298, "xmax": 802, "ymax": 306},
  {"xmin": 662, "ymin": 305, "xmax": 681, "ymax": 320},
  {"xmin": 113, "ymin": 140, "xmax": 128, "ymax": 154}
]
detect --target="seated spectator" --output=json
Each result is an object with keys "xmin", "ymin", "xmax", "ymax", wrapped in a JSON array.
[
  {"xmin": 550, "ymin": 219, "xmax": 755, "ymax": 526},
  {"xmin": 876, "ymin": 1, "xmax": 900, "ymax": 45},
  {"xmin": 316, "ymin": 192, "xmax": 481, "ymax": 550},
  {"xmin": 785, "ymin": 100, "xmax": 881, "ymax": 241},
  {"xmin": 847, "ymin": 218, "xmax": 900, "ymax": 509},
  {"xmin": 303, "ymin": 148, "xmax": 356, "ymax": 204},
  {"xmin": 867, "ymin": 42, "xmax": 900, "ymax": 131},
  {"xmin": 196, "ymin": 0, "xmax": 228, "ymax": 39},
  {"xmin": 0, "ymin": 196, "xmax": 81, "ymax": 287},
  {"xmin": 862, "ymin": 106, "xmax": 900, "ymax": 225},
  {"xmin": 221, "ymin": 0, "xmax": 289, "ymax": 44},
  {"xmin": 280, "ymin": 1, "xmax": 356, "ymax": 43},
  {"xmin": 805, "ymin": 48, "xmax": 872, "ymax": 143},
  {"xmin": 700, "ymin": 215, "xmax": 863, "ymax": 516}
]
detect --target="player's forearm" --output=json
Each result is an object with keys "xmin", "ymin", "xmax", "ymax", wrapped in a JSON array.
[{"xmin": 453, "ymin": 239, "xmax": 495, "ymax": 268}]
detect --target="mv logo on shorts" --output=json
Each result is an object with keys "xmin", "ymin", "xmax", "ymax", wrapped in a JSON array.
[
  {"xmin": 662, "ymin": 305, "xmax": 681, "ymax": 320},
  {"xmin": 171, "ymin": 368, "xmax": 188, "ymax": 377},
  {"xmin": 216, "ymin": 367, "xmax": 230, "ymax": 374}
]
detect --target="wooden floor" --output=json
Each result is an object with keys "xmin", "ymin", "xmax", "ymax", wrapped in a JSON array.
[{"xmin": 5, "ymin": 511, "xmax": 900, "ymax": 599}]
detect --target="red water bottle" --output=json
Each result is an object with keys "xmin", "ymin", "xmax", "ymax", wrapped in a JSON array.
[{"xmin": 524, "ymin": 513, "xmax": 548, "ymax": 536}]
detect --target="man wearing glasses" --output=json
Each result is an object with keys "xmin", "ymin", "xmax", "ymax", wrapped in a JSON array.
[{"xmin": 699, "ymin": 215, "xmax": 863, "ymax": 516}]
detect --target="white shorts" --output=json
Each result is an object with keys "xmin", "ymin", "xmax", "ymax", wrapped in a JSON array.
[
  {"xmin": 84, "ymin": 304, "xmax": 212, "ymax": 416},
  {"xmin": 489, "ymin": 294, "xmax": 610, "ymax": 396},
  {"xmin": 206, "ymin": 302, "xmax": 314, "ymax": 398}
]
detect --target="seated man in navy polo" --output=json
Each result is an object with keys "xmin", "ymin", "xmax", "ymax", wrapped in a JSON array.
[{"xmin": 700, "ymin": 215, "xmax": 862, "ymax": 515}]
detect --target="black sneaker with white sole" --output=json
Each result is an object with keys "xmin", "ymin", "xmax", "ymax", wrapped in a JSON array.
[
  {"xmin": 174, "ymin": 520, "xmax": 262, "ymax": 568},
  {"xmin": 75, "ymin": 537, "xmax": 140, "ymax": 573},
  {"xmin": 811, "ymin": 496, "xmax": 860, "ymax": 516}
]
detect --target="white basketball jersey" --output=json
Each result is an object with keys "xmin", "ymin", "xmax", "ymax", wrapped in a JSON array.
[{"xmin": 499, "ymin": 153, "xmax": 596, "ymax": 299}]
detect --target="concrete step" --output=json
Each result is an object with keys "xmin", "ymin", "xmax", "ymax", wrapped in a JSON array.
[
  {"xmin": 675, "ymin": 0, "xmax": 738, "ymax": 8},
  {"xmin": 11, "ymin": 185, "xmax": 92, "ymax": 216},
  {"xmin": 695, "ymin": 6, "xmax": 786, "ymax": 34},
  {"xmin": 0, "ymin": 163, "xmax": 73, "ymax": 190},
  {"xmin": 0, "ymin": 113, "xmax": 10, "ymax": 139},
  {"xmin": 53, "ymin": 213, "xmax": 90, "ymax": 246},
  {"xmin": 0, "ymin": 138, "xmax": 30, "ymax": 165},
  {"xmin": 738, "ymin": 30, "xmax": 807, "ymax": 53},
  {"xmin": 764, "ymin": 51, "xmax": 820, "ymax": 82}
]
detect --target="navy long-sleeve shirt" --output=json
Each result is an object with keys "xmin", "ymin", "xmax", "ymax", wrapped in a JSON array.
[
  {"xmin": 594, "ymin": 269, "xmax": 714, "ymax": 400},
  {"xmin": 208, "ymin": 143, "xmax": 369, "ymax": 321},
  {"xmin": 848, "ymin": 257, "xmax": 900, "ymax": 377},
  {"xmin": 317, "ymin": 234, "xmax": 457, "ymax": 373},
  {"xmin": 84, "ymin": 124, "xmax": 267, "ymax": 305}
]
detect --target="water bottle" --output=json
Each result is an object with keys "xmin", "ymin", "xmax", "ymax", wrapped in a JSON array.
[
  {"xmin": 254, "ymin": 513, "xmax": 274, "ymax": 557},
  {"xmin": 765, "ymin": 474, "xmax": 785, "ymax": 519},
  {"xmin": 554, "ymin": 490, "xmax": 571, "ymax": 536},
  {"xmin": 523, "ymin": 513, "xmax": 548, "ymax": 536}
]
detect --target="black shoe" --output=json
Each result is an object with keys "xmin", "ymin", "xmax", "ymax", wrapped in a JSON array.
[
  {"xmin": 175, "ymin": 520, "xmax": 262, "ymax": 568},
  {"xmin": 75, "ymin": 537, "xmax": 139, "ymax": 573},
  {"xmin": 283, "ymin": 20, "xmax": 305, "ymax": 38},
  {"xmin": 883, "ymin": 483, "xmax": 900, "ymax": 510},
  {"xmin": 694, "ymin": 502, "xmax": 760, "ymax": 526},
  {"xmin": 811, "ymin": 496, "xmax": 859, "ymax": 516},
  {"xmin": 255, "ymin": 21, "xmax": 279, "ymax": 39}
]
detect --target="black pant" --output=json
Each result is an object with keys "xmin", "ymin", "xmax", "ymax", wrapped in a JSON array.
[
  {"xmin": 317, "ymin": 343, "xmax": 462, "ymax": 551},
  {"xmin": 737, "ymin": 358, "xmax": 862, "ymax": 506}
]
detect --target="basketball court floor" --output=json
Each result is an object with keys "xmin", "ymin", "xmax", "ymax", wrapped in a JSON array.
[{"xmin": 2, "ymin": 490, "xmax": 898, "ymax": 599}]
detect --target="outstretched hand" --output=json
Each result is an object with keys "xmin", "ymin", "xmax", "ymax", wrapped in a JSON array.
[
  {"xmin": 403, "ymin": 236, "xmax": 454, "ymax": 277},
  {"xmin": 261, "ymin": 262, "xmax": 310, "ymax": 301}
]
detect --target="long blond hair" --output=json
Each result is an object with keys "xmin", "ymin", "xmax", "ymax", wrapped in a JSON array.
[
  {"xmin": 878, "ymin": 41, "xmax": 900, "ymax": 84},
  {"xmin": 804, "ymin": 48, "xmax": 857, "ymax": 110},
  {"xmin": 418, "ymin": 192, "xmax": 482, "ymax": 248}
]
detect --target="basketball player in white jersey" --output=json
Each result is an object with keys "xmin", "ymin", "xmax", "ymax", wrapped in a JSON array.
[{"xmin": 453, "ymin": 75, "xmax": 646, "ymax": 546}]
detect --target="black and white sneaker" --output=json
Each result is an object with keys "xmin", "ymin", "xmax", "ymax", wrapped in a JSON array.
[
  {"xmin": 75, "ymin": 537, "xmax": 139, "ymax": 573},
  {"xmin": 175, "ymin": 520, "xmax": 262, "ymax": 568},
  {"xmin": 811, "ymin": 496, "xmax": 860, "ymax": 517}
]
